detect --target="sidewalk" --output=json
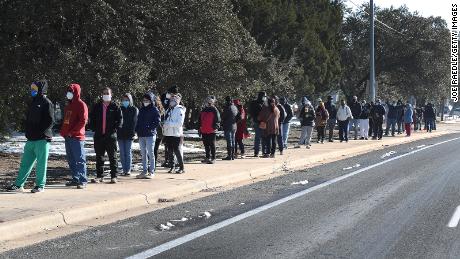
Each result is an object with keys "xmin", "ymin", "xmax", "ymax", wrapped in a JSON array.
[{"xmin": 1, "ymin": 123, "xmax": 459, "ymax": 242}]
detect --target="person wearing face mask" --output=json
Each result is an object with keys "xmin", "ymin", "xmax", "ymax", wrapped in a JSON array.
[
  {"xmin": 349, "ymin": 96, "xmax": 362, "ymax": 140},
  {"xmin": 60, "ymin": 83, "xmax": 89, "ymax": 189},
  {"xmin": 221, "ymin": 96, "xmax": 239, "ymax": 160},
  {"xmin": 370, "ymin": 99, "xmax": 386, "ymax": 140},
  {"xmin": 359, "ymin": 101, "xmax": 371, "ymax": 140},
  {"xmin": 295, "ymin": 97, "xmax": 316, "ymax": 149},
  {"xmin": 336, "ymin": 99, "xmax": 353, "ymax": 143},
  {"xmin": 404, "ymin": 103, "xmax": 414, "ymax": 137},
  {"xmin": 199, "ymin": 96, "xmax": 221, "ymax": 164},
  {"xmin": 279, "ymin": 97, "xmax": 293, "ymax": 149},
  {"xmin": 258, "ymin": 97, "xmax": 280, "ymax": 157},
  {"xmin": 7, "ymin": 81, "xmax": 55, "ymax": 193},
  {"xmin": 117, "ymin": 93, "xmax": 138, "ymax": 177},
  {"xmin": 315, "ymin": 101, "xmax": 329, "ymax": 144},
  {"xmin": 248, "ymin": 91, "xmax": 267, "ymax": 157},
  {"xmin": 385, "ymin": 100, "xmax": 398, "ymax": 136},
  {"xmin": 163, "ymin": 94, "xmax": 186, "ymax": 173},
  {"xmin": 233, "ymin": 99, "xmax": 250, "ymax": 158},
  {"xmin": 325, "ymin": 96, "xmax": 337, "ymax": 142},
  {"xmin": 89, "ymin": 87, "xmax": 123, "ymax": 184},
  {"xmin": 135, "ymin": 92, "xmax": 161, "ymax": 178}
]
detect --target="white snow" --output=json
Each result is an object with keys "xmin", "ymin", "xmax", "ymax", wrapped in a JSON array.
[
  {"xmin": 381, "ymin": 151, "xmax": 397, "ymax": 159},
  {"xmin": 0, "ymin": 132, "xmax": 206, "ymax": 157},
  {"xmin": 291, "ymin": 180, "xmax": 309, "ymax": 185}
]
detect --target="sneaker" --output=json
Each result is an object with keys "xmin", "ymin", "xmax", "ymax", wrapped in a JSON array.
[
  {"xmin": 294, "ymin": 145, "xmax": 301, "ymax": 149},
  {"xmin": 329, "ymin": 140, "xmax": 334, "ymax": 142},
  {"xmin": 270, "ymin": 154, "xmax": 275, "ymax": 158},
  {"xmin": 91, "ymin": 178, "xmax": 104, "ymax": 183},
  {"xmin": 201, "ymin": 158, "xmax": 210, "ymax": 164},
  {"xmin": 31, "ymin": 186, "xmax": 44, "ymax": 193},
  {"xmin": 280, "ymin": 151, "xmax": 283, "ymax": 155},
  {"xmin": 123, "ymin": 171, "xmax": 131, "ymax": 176},
  {"xmin": 175, "ymin": 169, "xmax": 185, "ymax": 174},
  {"xmin": 6, "ymin": 185, "xmax": 24, "ymax": 192},
  {"xmin": 306, "ymin": 146, "xmax": 311, "ymax": 149},
  {"xmin": 207, "ymin": 159, "xmax": 215, "ymax": 164},
  {"xmin": 110, "ymin": 178, "xmax": 118, "ymax": 184},
  {"xmin": 145, "ymin": 173, "xmax": 154, "ymax": 179},
  {"xmin": 77, "ymin": 183, "xmax": 87, "ymax": 189},
  {"xmin": 240, "ymin": 155, "xmax": 245, "ymax": 159},
  {"xmin": 136, "ymin": 173, "xmax": 147, "ymax": 179},
  {"xmin": 222, "ymin": 157, "xmax": 232, "ymax": 161},
  {"xmin": 65, "ymin": 181, "xmax": 79, "ymax": 187},
  {"xmin": 262, "ymin": 154, "xmax": 270, "ymax": 158},
  {"xmin": 168, "ymin": 168, "xmax": 175, "ymax": 174}
]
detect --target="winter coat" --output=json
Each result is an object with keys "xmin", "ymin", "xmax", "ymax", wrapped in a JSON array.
[
  {"xmin": 350, "ymin": 101, "xmax": 362, "ymax": 118},
  {"xmin": 277, "ymin": 104, "xmax": 286, "ymax": 125},
  {"xmin": 60, "ymin": 83, "xmax": 88, "ymax": 140},
  {"xmin": 248, "ymin": 99, "xmax": 264, "ymax": 123},
  {"xmin": 282, "ymin": 103, "xmax": 293, "ymax": 123},
  {"xmin": 404, "ymin": 104, "xmax": 414, "ymax": 123},
  {"xmin": 360, "ymin": 104, "xmax": 371, "ymax": 119},
  {"xmin": 234, "ymin": 100, "xmax": 250, "ymax": 140},
  {"xmin": 315, "ymin": 106, "xmax": 329, "ymax": 127},
  {"xmin": 258, "ymin": 105, "xmax": 280, "ymax": 136},
  {"xmin": 371, "ymin": 104, "xmax": 386, "ymax": 121},
  {"xmin": 337, "ymin": 105, "xmax": 353, "ymax": 121},
  {"xmin": 118, "ymin": 94, "xmax": 138, "ymax": 140},
  {"xmin": 298, "ymin": 104, "xmax": 316, "ymax": 127},
  {"xmin": 221, "ymin": 103, "xmax": 239, "ymax": 131},
  {"xmin": 135, "ymin": 96, "xmax": 161, "ymax": 138},
  {"xmin": 396, "ymin": 104, "xmax": 404, "ymax": 122},
  {"xmin": 163, "ymin": 105, "xmax": 186, "ymax": 137},
  {"xmin": 387, "ymin": 104, "xmax": 398, "ymax": 119},
  {"xmin": 89, "ymin": 101, "xmax": 123, "ymax": 139},
  {"xmin": 325, "ymin": 101, "xmax": 337, "ymax": 119},
  {"xmin": 424, "ymin": 105, "xmax": 436, "ymax": 119},
  {"xmin": 26, "ymin": 80, "xmax": 55, "ymax": 141},
  {"xmin": 199, "ymin": 105, "xmax": 221, "ymax": 134}
]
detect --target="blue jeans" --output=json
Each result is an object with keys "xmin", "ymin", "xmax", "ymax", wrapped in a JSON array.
[
  {"xmin": 350, "ymin": 119, "xmax": 360, "ymax": 139},
  {"xmin": 65, "ymin": 137, "xmax": 87, "ymax": 184},
  {"xmin": 338, "ymin": 120, "xmax": 349, "ymax": 141},
  {"xmin": 426, "ymin": 119, "xmax": 435, "ymax": 132},
  {"xmin": 224, "ymin": 129, "xmax": 236, "ymax": 149},
  {"xmin": 118, "ymin": 139, "xmax": 133, "ymax": 173},
  {"xmin": 253, "ymin": 126, "xmax": 262, "ymax": 155},
  {"xmin": 139, "ymin": 136, "xmax": 156, "ymax": 173},
  {"xmin": 386, "ymin": 118, "xmax": 397, "ymax": 135},
  {"xmin": 281, "ymin": 123, "xmax": 290, "ymax": 147}
]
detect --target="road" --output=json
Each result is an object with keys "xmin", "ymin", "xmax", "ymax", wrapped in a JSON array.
[{"xmin": 2, "ymin": 133, "xmax": 460, "ymax": 259}]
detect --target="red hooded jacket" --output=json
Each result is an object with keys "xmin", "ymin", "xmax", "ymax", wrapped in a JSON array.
[{"xmin": 60, "ymin": 84, "xmax": 88, "ymax": 140}]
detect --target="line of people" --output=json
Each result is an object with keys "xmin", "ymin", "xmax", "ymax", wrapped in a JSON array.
[{"xmin": 6, "ymin": 82, "xmax": 437, "ymax": 193}]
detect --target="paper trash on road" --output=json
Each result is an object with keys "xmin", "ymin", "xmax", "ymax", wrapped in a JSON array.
[
  {"xmin": 199, "ymin": 211, "xmax": 212, "ymax": 218},
  {"xmin": 166, "ymin": 222, "xmax": 175, "ymax": 227},
  {"xmin": 381, "ymin": 151, "xmax": 397, "ymax": 159},
  {"xmin": 158, "ymin": 224, "xmax": 171, "ymax": 231},
  {"xmin": 291, "ymin": 180, "xmax": 309, "ymax": 185},
  {"xmin": 170, "ymin": 217, "xmax": 189, "ymax": 222}
]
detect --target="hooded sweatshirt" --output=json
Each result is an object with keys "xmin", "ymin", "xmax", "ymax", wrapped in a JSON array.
[
  {"xmin": 26, "ymin": 80, "xmax": 55, "ymax": 141},
  {"xmin": 404, "ymin": 104, "xmax": 413, "ymax": 123},
  {"xmin": 60, "ymin": 84, "xmax": 88, "ymax": 140},
  {"xmin": 118, "ymin": 93, "xmax": 139, "ymax": 140},
  {"xmin": 163, "ymin": 97, "xmax": 186, "ymax": 137},
  {"xmin": 135, "ymin": 92, "xmax": 160, "ymax": 137}
]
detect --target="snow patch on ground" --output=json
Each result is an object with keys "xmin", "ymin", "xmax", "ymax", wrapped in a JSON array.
[{"xmin": 291, "ymin": 180, "xmax": 309, "ymax": 185}]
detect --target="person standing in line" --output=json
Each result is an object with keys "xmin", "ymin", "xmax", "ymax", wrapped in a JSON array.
[
  {"xmin": 248, "ymin": 91, "xmax": 267, "ymax": 157},
  {"xmin": 135, "ymin": 92, "xmax": 161, "ymax": 179},
  {"xmin": 154, "ymin": 96, "xmax": 165, "ymax": 165},
  {"xmin": 199, "ymin": 96, "xmax": 221, "ymax": 164},
  {"xmin": 117, "ymin": 93, "xmax": 138, "ymax": 176},
  {"xmin": 61, "ymin": 83, "xmax": 89, "ymax": 189},
  {"xmin": 385, "ymin": 100, "xmax": 398, "ymax": 136},
  {"xmin": 359, "ymin": 101, "xmax": 371, "ymax": 140},
  {"xmin": 163, "ymin": 94, "xmax": 186, "ymax": 173},
  {"xmin": 160, "ymin": 85, "xmax": 178, "ymax": 168},
  {"xmin": 234, "ymin": 99, "xmax": 250, "ymax": 159},
  {"xmin": 349, "ymin": 96, "xmax": 362, "ymax": 140},
  {"xmin": 424, "ymin": 103, "xmax": 436, "ymax": 132},
  {"xmin": 295, "ymin": 98, "xmax": 316, "ymax": 149},
  {"xmin": 404, "ymin": 103, "xmax": 414, "ymax": 137},
  {"xmin": 336, "ymin": 99, "xmax": 353, "ymax": 143},
  {"xmin": 221, "ymin": 96, "xmax": 239, "ymax": 160},
  {"xmin": 325, "ymin": 96, "xmax": 337, "ymax": 142},
  {"xmin": 396, "ymin": 100, "xmax": 404, "ymax": 134},
  {"xmin": 279, "ymin": 97, "xmax": 293, "ymax": 149},
  {"xmin": 258, "ymin": 97, "xmax": 280, "ymax": 157},
  {"xmin": 368, "ymin": 101, "xmax": 374, "ymax": 137},
  {"xmin": 7, "ymin": 81, "xmax": 55, "ymax": 193},
  {"xmin": 275, "ymin": 96, "xmax": 286, "ymax": 155},
  {"xmin": 315, "ymin": 101, "xmax": 329, "ymax": 144},
  {"xmin": 90, "ymin": 87, "xmax": 123, "ymax": 184},
  {"xmin": 371, "ymin": 99, "xmax": 386, "ymax": 140}
]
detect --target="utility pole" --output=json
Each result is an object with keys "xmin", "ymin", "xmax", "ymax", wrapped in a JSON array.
[{"xmin": 369, "ymin": 0, "xmax": 376, "ymax": 102}]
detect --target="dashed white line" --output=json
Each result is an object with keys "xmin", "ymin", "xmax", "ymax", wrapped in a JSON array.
[{"xmin": 448, "ymin": 206, "xmax": 460, "ymax": 228}]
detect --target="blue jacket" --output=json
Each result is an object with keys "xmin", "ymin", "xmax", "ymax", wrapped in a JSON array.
[
  {"xmin": 404, "ymin": 104, "xmax": 413, "ymax": 123},
  {"xmin": 136, "ymin": 104, "xmax": 161, "ymax": 137}
]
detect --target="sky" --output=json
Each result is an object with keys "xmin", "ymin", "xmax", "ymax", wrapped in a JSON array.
[{"xmin": 344, "ymin": 0, "xmax": 454, "ymax": 25}]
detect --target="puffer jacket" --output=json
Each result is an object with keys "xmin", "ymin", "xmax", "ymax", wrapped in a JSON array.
[{"xmin": 163, "ymin": 105, "xmax": 186, "ymax": 137}]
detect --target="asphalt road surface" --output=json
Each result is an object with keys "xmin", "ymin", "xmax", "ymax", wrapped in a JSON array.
[{"xmin": 2, "ymin": 133, "xmax": 460, "ymax": 259}]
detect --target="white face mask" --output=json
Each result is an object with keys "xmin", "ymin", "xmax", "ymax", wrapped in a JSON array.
[
  {"xmin": 66, "ymin": 92, "xmax": 74, "ymax": 100},
  {"xmin": 166, "ymin": 93, "xmax": 171, "ymax": 99},
  {"xmin": 143, "ymin": 102, "xmax": 150, "ymax": 107},
  {"xmin": 169, "ymin": 100, "xmax": 177, "ymax": 107},
  {"xmin": 102, "ymin": 94, "xmax": 111, "ymax": 102}
]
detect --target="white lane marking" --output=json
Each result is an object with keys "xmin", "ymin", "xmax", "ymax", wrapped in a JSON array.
[
  {"xmin": 127, "ymin": 137, "xmax": 460, "ymax": 259},
  {"xmin": 448, "ymin": 206, "xmax": 460, "ymax": 228}
]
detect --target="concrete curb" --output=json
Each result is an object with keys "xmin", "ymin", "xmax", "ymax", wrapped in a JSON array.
[{"xmin": 0, "ymin": 130, "xmax": 453, "ymax": 242}]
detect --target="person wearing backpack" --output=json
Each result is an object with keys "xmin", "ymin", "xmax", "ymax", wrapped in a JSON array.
[
  {"xmin": 221, "ymin": 96, "xmax": 239, "ymax": 160},
  {"xmin": 199, "ymin": 96, "xmax": 221, "ymax": 164}
]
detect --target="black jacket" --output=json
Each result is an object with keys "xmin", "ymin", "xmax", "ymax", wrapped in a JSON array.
[
  {"xmin": 277, "ymin": 104, "xmax": 286, "ymax": 125},
  {"xmin": 424, "ymin": 105, "xmax": 436, "ymax": 119},
  {"xmin": 359, "ymin": 104, "xmax": 370, "ymax": 119},
  {"xmin": 282, "ymin": 103, "xmax": 293, "ymax": 123},
  {"xmin": 387, "ymin": 104, "xmax": 398, "ymax": 119},
  {"xmin": 90, "ymin": 101, "xmax": 123, "ymax": 139},
  {"xmin": 325, "ymin": 101, "xmax": 337, "ymax": 119},
  {"xmin": 249, "ymin": 100, "xmax": 264, "ymax": 123},
  {"xmin": 118, "ymin": 104, "xmax": 138, "ymax": 140},
  {"xmin": 350, "ymin": 101, "xmax": 362, "ymax": 118},
  {"xmin": 222, "ymin": 103, "xmax": 239, "ymax": 131},
  {"xmin": 371, "ymin": 104, "xmax": 386, "ymax": 121},
  {"xmin": 25, "ymin": 81, "xmax": 55, "ymax": 141},
  {"xmin": 299, "ymin": 104, "xmax": 316, "ymax": 126}
]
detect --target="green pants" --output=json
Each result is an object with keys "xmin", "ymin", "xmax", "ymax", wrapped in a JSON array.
[{"xmin": 15, "ymin": 140, "xmax": 50, "ymax": 188}]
